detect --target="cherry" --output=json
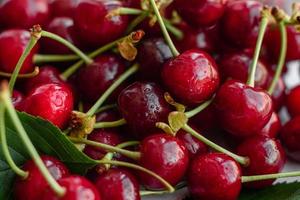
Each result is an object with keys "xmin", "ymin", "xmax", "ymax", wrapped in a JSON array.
[
  {"xmin": 95, "ymin": 169, "xmax": 140, "ymax": 200},
  {"xmin": 188, "ymin": 153, "xmax": 242, "ymax": 200},
  {"xmin": 74, "ymin": 0, "xmax": 128, "ymax": 48},
  {"xmin": 139, "ymin": 133, "xmax": 189, "ymax": 189},
  {"xmin": 118, "ymin": 82, "xmax": 172, "ymax": 138},
  {"xmin": 21, "ymin": 83, "xmax": 74, "ymax": 129},
  {"xmin": 0, "ymin": 29, "xmax": 39, "ymax": 73},
  {"xmin": 222, "ymin": 0, "xmax": 262, "ymax": 48},
  {"xmin": 40, "ymin": 175, "xmax": 100, "ymax": 200},
  {"xmin": 286, "ymin": 86, "xmax": 300, "ymax": 117},
  {"xmin": 49, "ymin": 0, "xmax": 79, "ymax": 18},
  {"xmin": 174, "ymin": 0, "xmax": 227, "ymax": 27},
  {"xmin": 14, "ymin": 155, "xmax": 69, "ymax": 200},
  {"xmin": 214, "ymin": 80, "xmax": 273, "ymax": 138},
  {"xmin": 161, "ymin": 49, "xmax": 220, "ymax": 105},
  {"xmin": 12, "ymin": 90, "xmax": 25, "ymax": 110},
  {"xmin": 0, "ymin": 0, "xmax": 49, "ymax": 29},
  {"xmin": 237, "ymin": 136, "xmax": 286, "ymax": 188},
  {"xmin": 265, "ymin": 74, "xmax": 286, "ymax": 111},
  {"xmin": 256, "ymin": 112, "xmax": 281, "ymax": 138}
]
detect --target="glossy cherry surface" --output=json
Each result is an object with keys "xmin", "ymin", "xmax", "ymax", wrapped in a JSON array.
[
  {"xmin": 162, "ymin": 49, "xmax": 220, "ymax": 105},
  {"xmin": 95, "ymin": 169, "xmax": 140, "ymax": 200},
  {"xmin": 49, "ymin": 0, "xmax": 79, "ymax": 18},
  {"xmin": 14, "ymin": 155, "xmax": 69, "ymax": 200},
  {"xmin": 286, "ymin": 86, "xmax": 300, "ymax": 117},
  {"xmin": 214, "ymin": 80, "xmax": 273, "ymax": 138},
  {"xmin": 188, "ymin": 153, "xmax": 242, "ymax": 200},
  {"xmin": 265, "ymin": 74, "xmax": 286, "ymax": 111},
  {"xmin": 280, "ymin": 116, "xmax": 300, "ymax": 153},
  {"xmin": 256, "ymin": 112, "xmax": 281, "ymax": 138},
  {"xmin": 139, "ymin": 134, "xmax": 189, "ymax": 189}
]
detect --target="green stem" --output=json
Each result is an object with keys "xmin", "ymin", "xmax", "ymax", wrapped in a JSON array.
[
  {"xmin": 149, "ymin": 0, "xmax": 180, "ymax": 57},
  {"xmin": 268, "ymin": 21, "xmax": 287, "ymax": 94},
  {"xmin": 95, "ymin": 104, "xmax": 117, "ymax": 114},
  {"xmin": 242, "ymin": 171, "xmax": 300, "ymax": 183},
  {"xmin": 94, "ymin": 118, "xmax": 126, "ymax": 129},
  {"xmin": 164, "ymin": 19, "xmax": 184, "ymax": 40},
  {"xmin": 0, "ymin": 104, "xmax": 28, "ymax": 179},
  {"xmin": 41, "ymin": 31, "xmax": 93, "ymax": 65},
  {"xmin": 126, "ymin": 11, "xmax": 149, "ymax": 33},
  {"xmin": 185, "ymin": 98, "xmax": 213, "ymax": 118},
  {"xmin": 97, "ymin": 160, "xmax": 175, "ymax": 193},
  {"xmin": 0, "ymin": 89, "xmax": 65, "ymax": 197},
  {"xmin": 68, "ymin": 137, "xmax": 141, "ymax": 160},
  {"xmin": 183, "ymin": 124, "xmax": 249, "ymax": 166},
  {"xmin": 86, "ymin": 63, "xmax": 139, "ymax": 116},
  {"xmin": 140, "ymin": 190, "xmax": 170, "ymax": 196},
  {"xmin": 33, "ymin": 54, "xmax": 80, "ymax": 64},
  {"xmin": 247, "ymin": 17, "xmax": 269, "ymax": 87},
  {"xmin": 113, "ymin": 7, "xmax": 144, "ymax": 15}
]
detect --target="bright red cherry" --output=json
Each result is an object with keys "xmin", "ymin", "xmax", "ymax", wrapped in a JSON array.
[
  {"xmin": 49, "ymin": 0, "xmax": 79, "ymax": 18},
  {"xmin": 256, "ymin": 112, "xmax": 281, "ymax": 138},
  {"xmin": 162, "ymin": 49, "xmax": 220, "ymax": 105},
  {"xmin": 214, "ymin": 80, "xmax": 273, "ymax": 138},
  {"xmin": 14, "ymin": 155, "xmax": 69, "ymax": 200},
  {"xmin": 286, "ymin": 86, "xmax": 300, "ymax": 117},
  {"xmin": 237, "ymin": 136, "xmax": 286, "ymax": 188},
  {"xmin": 40, "ymin": 176, "xmax": 100, "ymax": 200},
  {"xmin": 95, "ymin": 169, "xmax": 140, "ymax": 200},
  {"xmin": 139, "ymin": 134, "xmax": 189, "ymax": 189},
  {"xmin": 188, "ymin": 153, "xmax": 242, "ymax": 200},
  {"xmin": 0, "ymin": 29, "xmax": 39, "ymax": 73}
]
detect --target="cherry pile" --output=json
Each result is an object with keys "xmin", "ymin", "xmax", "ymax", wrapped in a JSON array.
[{"xmin": 1, "ymin": 0, "xmax": 300, "ymax": 200}]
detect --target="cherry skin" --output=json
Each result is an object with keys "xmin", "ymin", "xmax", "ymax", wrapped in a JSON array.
[
  {"xmin": 286, "ymin": 86, "xmax": 300, "ymax": 117},
  {"xmin": 188, "ymin": 153, "xmax": 242, "ymax": 200},
  {"xmin": 214, "ymin": 80, "xmax": 273, "ymax": 138},
  {"xmin": 265, "ymin": 74, "xmax": 286, "ymax": 111},
  {"xmin": 139, "ymin": 133, "xmax": 189, "ymax": 189},
  {"xmin": 0, "ymin": 0, "xmax": 49, "ymax": 29},
  {"xmin": 14, "ymin": 155, "xmax": 69, "ymax": 200},
  {"xmin": 237, "ymin": 136, "xmax": 286, "ymax": 188},
  {"xmin": 161, "ymin": 49, "xmax": 220, "ymax": 105},
  {"xmin": 118, "ymin": 82, "xmax": 172, "ymax": 138},
  {"xmin": 255, "ymin": 112, "xmax": 281, "ymax": 138},
  {"xmin": 12, "ymin": 90, "xmax": 25, "ymax": 110},
  {"xmin": 49, "ymin": 0, "xmax": 79, "ymax": 18},
  {"xmin": 40, "ymin": 175, "xmax": 101, "ymax": 200},
  {"xmin": 95, "ymin": 169, "xmax": 140, "ymax": 200},
  {"xmin": 0, "ymin": 29, "xmax": 39, "ymax": 73}
]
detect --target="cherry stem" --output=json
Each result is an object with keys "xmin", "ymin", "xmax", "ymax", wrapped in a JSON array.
[
  {"xmin": 86, "ymin": 63, "xmax": 139, "ymax": 116},
  {"xmin": 268, "ymin": 21, "xmax": 287, "ymax": 94},
  {"xmin": 164, "ymin": 19, "xmax": 184, "ymax": 40},
  {"xmin": 185, "ymin": 98, "xmax": 214, "ymax": 118},
  {"xmin": 41, "ymin": 30, "xmax": 93, "ymax": 65},
  {"xmin": 97, "ymin": 159, "xmax": 175, "ymax": 193},
  {"xmin": 149, "ymin": 0, "xmax": 180, "ymax": 57},
  {"xmin": 183, "ymin": 124, "xmax": 249, "ymax": 166},
  {"xmin": 94, "ymin": 118, "xmax": 126, "ymax": 129},
  {"xmin": 140, "ymin": 190, "xmax": 170, "ymax": 196},
  {"xmin": 33, "ymin": 54, "xmax": 80, "ymax": 64},
  {"xmin": 247, "ymin": 16, "xmax": 269, "ymax": 87},
  {"xmin": 110, "ymin": 7, "xmax": 144, "ymax": 16},
  {"xmin": 0, "ymin": 104, "xmax": 29, "ymax": 179},
  {"xmin": 242, "ymin": 171, "xmax": 300, "ymax": 183},
  {"xmin": 95, "ymin": 104, "xmax": 117, "ymax": 114},
  {"xmin": 0, "ymin": 86, "xmax": 66, "ymax": 197},
  {"xmin": 0, "ymin": 67, "xmax": 39, "ymax": 78},
  {"xmin": 126, "ymin": 11, "xmax": 149, "ymax": 33},
  {"xmin": 68, "ymin": 137, "xmax": 141, "ymax": 160}
]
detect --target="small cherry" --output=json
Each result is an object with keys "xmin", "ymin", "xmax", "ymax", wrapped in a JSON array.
[
  {"xmin": 286, "ymin": 85, "xmax": 300, "ymax": 117},
  {"xmin": 255, "ymin": 112, "xmax": 281, "ymax": 138},
  {"xmin": 49, "ymin": 0, "xmax": 79, "ymax": 18},
  {"xmin": 188, "ymin": 153, "xmax": 242, "ymax": 200}
]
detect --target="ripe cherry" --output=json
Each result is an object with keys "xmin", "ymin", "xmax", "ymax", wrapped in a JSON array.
[
  {"xmin": 237, "ymin": 136, "xmax": 286, "ymax": 188},
  {"xmin": 162, "ymin": 49, "xmax": 220, "ymax": 105},
  {"xmin": 286, "ymin": 86, "xmax": 300, "ymax": 117},
  {"xmin": 188, "ymin": 153, "xmax": 242, "ymax": 200},
  {"xmin": 0, "ymin": 29, "xmax": 39, "ymax": 73},
  {"xmin": 95, "ymin": 169, "xmax": 140, "ymax": 200},
  {"xmin": 139, "ymin": 133, "xmax": 189, "ymax": 189},
  {"xmin": 14, "ymin": 155, "xmax": 69, "ymax": 200},
  {"xmin": 256, "ymin": 112, "xmax": 281, "ymax": 138},
  {"xmin": 49, "ymin": 0, "xmax": 79, "ymax": 18},
  {"xmin": 214, "ymin": 80, "xmax": 273, "ymax": 138},
  {"xmin": 265, "ymin": 74, "xmax": 286, "ymax": 111}
]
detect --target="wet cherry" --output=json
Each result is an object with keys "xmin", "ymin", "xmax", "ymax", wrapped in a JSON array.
[
  {"xmin": 256, "ymin": 112, "xmax": 281, "ymax": 138},
  {"xmin": 286, "ymin": 86, "xmax": 300, "ymax": 117},
  {"xmin": 49, "ymin": 0, "xmax": 79, "ymax": 18}
]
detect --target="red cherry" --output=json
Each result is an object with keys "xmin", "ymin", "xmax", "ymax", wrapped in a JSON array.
[
  {"xmin": 265, "ymin": 74, "xmax": 286, "ymax": 111},
  {"xmin": 40, "ymin": 176, "xmax": 100, "ymax": 200},
  {"xmin": 237, "ymin": 136, "xmax": 286, "ymax": 188},
  {"xmin": 49, "ymin": 0, "xmax": 79, "ymax": 18},
  {"xmin": 256, "ymin": 112, "xmax": 281, "ymax": 138},
  {"xmin": 214, "ymin": 80, "xmax": 273, "ymax": 138},
  {"xmin": 12, "ymin": 90, "xmax": 25, "ymax": 110},
  {"xmin": 139, "ymin": 134, "xmax": 189, "ymax": 189},
  {"xmin": 95, "ymin": 169, "xmax": 140, "ymax": 200},
  {"xmin": 286, "ymin": 86, "xmax": 300, "ymax": 117},
  {"xmin": 0, "ymin": 29, "xmax": 39, "ymax": 73},
  {"xmin": 14, "ymin": 155, "xmax": 69, "ymax": 200},
  {"xmin": 162, "ymin": 49, "xmax": 220, "ymax": 105},
  {"xmin": 0, "ymin": 0, "xmax": 49, "ymax": 29},
  {"xmin": 188, "ymin": 153, "xmax": 242, "ymax": 200}
]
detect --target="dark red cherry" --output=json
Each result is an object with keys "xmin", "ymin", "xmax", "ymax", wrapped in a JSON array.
[
  {"xmin": 174, "ymin": 0, "xmax": 227, "ymax": 27},
  {"xmin": 161, "ymin": 49, "xmax": 220, "ymax": 105},
  {"xmin": 188, "ymin": 153, "xmax": 242, "ymax": 200},
  {"xmin": 74, "ymin": 0, "xmax": 128, "ymax": 48},
  {"xmin": 21, "ymin": 83, "xmax": 74, "ymax": 129},
  {"xmin": 237, "ymin": 136, "xmax": 286, "ymax": 188},
  {"xmin": 49, "ymin": 0, "xmax": 79, "ymax": 18},
  {"xmin": 286, "ymin": 86, "xmax": 300, "ymax": 117},
  {"xmin": 265, "ymin": 74, "xmax": 286, "ymax": 111},
  {"xmin": 256, "ymin": 112, "xmax": 281, "ymax": 138},
  {"xmin": 214, "ymin": 80, "xmax": 273, "ymax": 138},
  {"xmin": 0, "ymin": 0, "xmax": 49, "ymax": 29},
  {"xmin": 139, "ymin": 134, "xmax": 189, "ymax": 189},
  {"xmin": 0, "ymin": 29, "xmax": 39, "ymax": 73},
  {"xmin": 222, "ymin": 0, "xmax": 262, "ymax": 48},
  {"xmin": 40, "ymin": 176, "xmax": 100, "ymax": 200},
  {"xmin": 95, "ymin": 169, "xmax": 140, "ymax": 200},
  {"xmin": 118, "ymin": 82, "xmax": 172, "ymax": 138},
  {"xmin": 14, "ymin": 155, "xmax": 69, "ymax": 200},
  {"xmin": 12, "ymin": 90, "xmax": 25, "ymax": 110}
]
